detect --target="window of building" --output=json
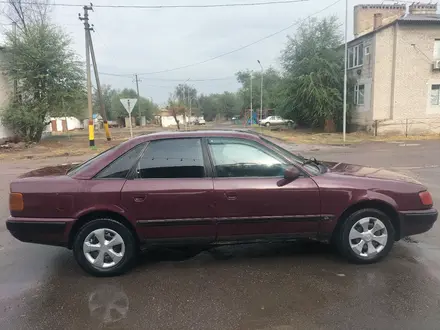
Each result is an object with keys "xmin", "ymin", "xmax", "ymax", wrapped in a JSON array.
[
  {"xmin": 365, "ymin": 46, "xmax": 370, "ymax": 56},
  {"xmin": 348, "ymin": 44, "xmax": 364, "ymax": 68},
  {"xmin": 137, "ymin": 138, "xmax": 205, "ymax": 178},
  {"xmin": 207, "ymin": 138, "xmax": 286, "ymax": 178},
  {"xmin": 95, "ymin": 143, "xmax": 146, "ymax": 179},
  {"xmin": 434, "ymin": 40, "xmax": 440, "ymax": 59},
  {"xmin": 430, "ymin": 84, "xmax": 440, "ymax": 105},
  {"xmin": 354, "ymin": 84, "xmax": 365, "ymax": 105}
]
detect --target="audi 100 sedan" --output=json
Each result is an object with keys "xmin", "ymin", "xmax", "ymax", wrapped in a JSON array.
[{"xmin": 6, "ymin": 130, "xmax": 438, "ymax": 276}]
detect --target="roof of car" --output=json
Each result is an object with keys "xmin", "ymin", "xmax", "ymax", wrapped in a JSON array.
[{"xmin": 132, "ymin": 129, "xmax": 262, "ymax": 143}]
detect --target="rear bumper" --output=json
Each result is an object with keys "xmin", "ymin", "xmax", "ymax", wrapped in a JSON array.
[
  {"xmin": 6, "ymin": 217, "xmax": 75, "ymax": 247},
  {"xmin": 398, "ymin": 209, "xmax": 438, "ymax": 239}
]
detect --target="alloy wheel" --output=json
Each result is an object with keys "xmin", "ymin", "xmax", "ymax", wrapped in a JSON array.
[
  {"xmin": 83, "ymin": 228, "xmax": 125, "ymax": 269},
  {"xmin": 348, "ymin": 217, "xmax": 388, "ymax": 258}
]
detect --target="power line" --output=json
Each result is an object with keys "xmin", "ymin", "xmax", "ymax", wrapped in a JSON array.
[
  {"xmin": 0, "ymin": 0, "xmax": 308, "ymax": 9},
  {"xmin": 136, "ymin": 0, "xmax": 342, "ymax": 75},
  {"xmin": 98, "ymin": 72, "xmax": 236, "ymax": 81}
]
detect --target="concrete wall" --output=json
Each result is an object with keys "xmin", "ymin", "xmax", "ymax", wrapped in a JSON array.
[
  {"xmin": 0, "ymin": 51, "xmax": 12, "ymax": 140},
  {"xmin": 349, "ymin": 35, "xmax": 375, "ymax": 131},
  {"xmin": 376, "ymin": 23, "xmax": 440, "ymax": 134}
]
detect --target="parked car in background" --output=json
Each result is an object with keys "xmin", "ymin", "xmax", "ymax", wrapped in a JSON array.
[
  {"xmin": 259, "ymin": 115, "xmax": 295, "ymax": 127},
  {"xmin": 194, "ymin": 118, "xmax": 206, "ymax": 125},
  {"xmin": 6, "ymin": 130, "xmax": 437, "ymax": 276}
]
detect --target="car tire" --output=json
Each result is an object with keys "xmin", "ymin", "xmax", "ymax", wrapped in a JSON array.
[
  {"xmin": 73, "ymin": 218, "xmax": 138, "ymax": 277},
  {"xmin": 265, "ymin": 122, "xmax": 270, "ymax": 127},
  {"xmin": 336, "ymin": 208, "xmax": 395, "ymax": 264}
]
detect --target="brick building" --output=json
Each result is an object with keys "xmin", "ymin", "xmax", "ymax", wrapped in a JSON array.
[{"xmin": 349, "ymin": 3, "xmax": 440, "ymax": 135}]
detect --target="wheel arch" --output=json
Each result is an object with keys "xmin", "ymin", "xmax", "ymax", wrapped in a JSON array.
[
  {"xmin": 331, "ymin": 200, "xmax": 401, "ymax": 242},
  {"xmin": 68, "ymin": 210, "xmax": 139, "ymax": 249}
]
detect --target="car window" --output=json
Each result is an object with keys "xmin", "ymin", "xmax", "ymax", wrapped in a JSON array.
[
  {"xmin": 137, "ymin": 138, "xmax": 205, "ymax": 179},
  {"xmin": 208, "ymin": 138, "xmax": 286, "ymax": 178},
  {"xmin": 67, "ymin": 146, "xmax": 117, "ymax": 176},
  {"xmin": 95, "ymin": 143, "xmax": 146, "ymax": 179}
]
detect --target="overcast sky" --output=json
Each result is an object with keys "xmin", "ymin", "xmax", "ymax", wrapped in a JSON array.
[{"xmin": 1, "ymin": 0, "xmax": 392, "ymax": 105}]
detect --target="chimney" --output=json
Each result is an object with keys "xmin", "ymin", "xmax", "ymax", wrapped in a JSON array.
[
  {"xmin": 374, "ymin": 13, "xmax": 383, "ymax": 29},
  {"xmin": 409, "ymin": 3, "xmax": 437, "ymax": 15}
]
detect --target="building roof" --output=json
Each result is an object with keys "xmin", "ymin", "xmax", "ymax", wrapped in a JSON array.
[
  {"xmin": 398, "ymin": 14, "xmax": 440, "ymax": 22},
  {"xmin": 348, "ymin": 13, "xmax": 440, "ymax": 45}
]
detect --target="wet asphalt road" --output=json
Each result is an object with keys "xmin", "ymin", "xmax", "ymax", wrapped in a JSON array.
[{"xmin": 1, "ymin": 140, "xmax": 440, "ymax": 330}]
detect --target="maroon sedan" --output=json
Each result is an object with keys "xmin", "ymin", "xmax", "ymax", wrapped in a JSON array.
[{"xmin": 6, "ymin": 130, "xmax": 437, "ymax": 276}]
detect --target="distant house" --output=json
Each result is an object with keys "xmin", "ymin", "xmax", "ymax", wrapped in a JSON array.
[
  {"xmin": 349, "ymin": 3, "xmax": 440, "ymax": 135},
  {"xmin": 46, "ymin": 117, "xmax": 83, "ymax": 133},
  {"xmin": 155, "ymin": 109, "xmax": 200, "ymax": 128}
]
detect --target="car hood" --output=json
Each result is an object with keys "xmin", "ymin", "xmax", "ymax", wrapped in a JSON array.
[
  {"xmin": 18, "ymin": 163, "xmax": 81, "ymax": 178},
  {"xmin": 323, "ymin": 161, "xmax": 422, "ymax": 185}
]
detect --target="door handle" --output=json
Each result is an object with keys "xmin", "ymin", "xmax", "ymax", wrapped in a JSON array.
[
  {"xmin": 224, "ymin": 192, "xmax": 237, "ymax": 201},
  {"xmin": 133, "ymin": 196, "xmax": 146, "ymax": 203}
]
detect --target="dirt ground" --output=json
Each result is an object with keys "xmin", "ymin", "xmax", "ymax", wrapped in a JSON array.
[{"xmin": 1, "ymin": 124, "xmax": 440, "ymax": 161}]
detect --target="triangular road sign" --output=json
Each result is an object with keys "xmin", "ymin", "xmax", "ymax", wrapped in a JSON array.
[{"xmin": 120, "ymin": 98, "xmax": 138, "ymax": 114}]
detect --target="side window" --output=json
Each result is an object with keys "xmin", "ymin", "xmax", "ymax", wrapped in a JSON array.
[
  {"xmin": 95, "ymin": 143, "xmax": 146, "ymax": 179},
  {"xmin": 138, "ymin": 138, "xmax": 205, "ymax": 179},
  {"xmin": 208, "ymin": 138, "xmax": 286, "ymax": 178}
]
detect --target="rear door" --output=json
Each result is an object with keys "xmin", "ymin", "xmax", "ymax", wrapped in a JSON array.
[
  {"xmin": 121, "ymin": 138, "xmax": 216, "ymax": 245},
  {"xmin": 206, "ymin": 137, "xmax": 320, "ymax": 241}
]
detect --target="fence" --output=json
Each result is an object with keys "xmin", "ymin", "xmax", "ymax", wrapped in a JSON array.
[{"xmin": 372, "ymin": 117, "xmax": 440, "ymax": 136}]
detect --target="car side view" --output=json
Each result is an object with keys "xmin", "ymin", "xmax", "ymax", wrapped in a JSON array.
[{"xmin": 6, "ymin": 130, "xmax": 438, "ymax": 276}]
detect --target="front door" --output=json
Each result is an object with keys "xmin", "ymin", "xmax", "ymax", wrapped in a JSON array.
[
  {"xmin": 121, "ymin": 138, "xmax": 216, "ymax": 244},
  {"xmin": 206, "ymin": 137, "xmax": 320, "ymax": 241}
]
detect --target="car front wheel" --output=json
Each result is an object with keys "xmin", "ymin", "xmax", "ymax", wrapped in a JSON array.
[
  {"xmin": 73, "ymin": 219, "xmax": 137, "ymax": 277},
  {"xmin": 265, "ymin": 122, "xmax": 270, "ymax": 127},
  {"xmin": 336, "ymin": 208, "xmax": 395, "ymax": 264}
]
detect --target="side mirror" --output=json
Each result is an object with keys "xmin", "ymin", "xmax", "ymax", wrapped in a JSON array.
[{"xmin": 277, "ymin": 166, "xmax": 301, "ymax": 187}]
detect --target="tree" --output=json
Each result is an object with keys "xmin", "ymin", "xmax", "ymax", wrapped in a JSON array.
[
  {"xmin": 109, "ymin": 88, "xmax": 156, "ymax": 120},
  {"xmin": 276, "ymin": 16, "xmax": 353, "ymax": 130},
  {"xmin": 1, "ymin": 20, "xmax": 86, "ymax": 141},
  {"xmin": 236, "ymin": 67, "xmax": 281, "ymax": 114},
  {"xmin": 92, "ymin": 84, "xmax": 117, "ymax": 120},
  {"xmin": 175, "ymin": 84, "xmax": 197, "ymax": 107}
]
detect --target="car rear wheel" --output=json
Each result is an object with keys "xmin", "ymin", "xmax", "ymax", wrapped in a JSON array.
[
  {"xmin": 336, "ymin": 208, "xmax": 395, "ymax": 264},
  {"xmin": 73, "ymin": 219, "xmax": 137, "ymax": 277}
]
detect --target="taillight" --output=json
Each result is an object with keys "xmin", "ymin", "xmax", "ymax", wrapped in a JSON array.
[
  {"xmin": 9, "ymin": 193, "xmax": 24, "ymax": 212},
  {"xmin": 419, "ymin": 191, "xmax": 433, "ymax": 206}
]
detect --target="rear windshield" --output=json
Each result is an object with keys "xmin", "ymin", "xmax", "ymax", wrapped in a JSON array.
[{"xmin": 67, "ymin": 146, "xmax": 116, "ymax": 176}]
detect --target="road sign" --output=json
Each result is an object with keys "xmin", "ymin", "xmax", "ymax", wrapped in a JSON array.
[
  {"xmin": 120, "ymin": 98, "xmax": 137, "ymax": 114},
  {"xmin": 120, "ymin": 98, "xmax": 137, "ymax": 138}
]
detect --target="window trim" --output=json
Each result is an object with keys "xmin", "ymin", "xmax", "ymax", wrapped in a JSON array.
[
  {"xmin": 130, "ymin": 137, "xmax": 209, "ymax": 180},
  {"xmin": 354, "ymin": 84, "xmax": 365, "ymax": 105},
  {"xmin": 205, "ymin": 137, "xmax": 292, "ymax": 179},
  {"xmin": 348, "ymin": 43, "xmax": 364, "ymax": 69},
  {"xmin": 430, "ymin": 84, "xmax": 440, "ymax": 106}
]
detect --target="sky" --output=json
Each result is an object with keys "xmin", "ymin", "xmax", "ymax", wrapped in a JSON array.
[{"xmin": 0, "ymin": 0, "xmax": 397, "ymax": 105}]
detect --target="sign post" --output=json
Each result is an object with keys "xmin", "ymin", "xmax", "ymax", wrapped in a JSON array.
[{"xmin": 120, "ymin": 98, "xmax": 138, "ymax": 138}]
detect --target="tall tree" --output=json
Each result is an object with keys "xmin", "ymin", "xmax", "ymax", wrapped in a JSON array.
[
  {"xmin": 174, "ymin": 84, "xmax": 197, "ymax": 108},
  {"xmin": 276, "ymin": 16, "xmax": 353, "ymax": 130},
  {"xmin": 92, "ymin": 84, "xmax": 117, "ymax": 120},
  {"xmin": 1, "ymin": 21, "xmax": 86, "ymax": 141}
]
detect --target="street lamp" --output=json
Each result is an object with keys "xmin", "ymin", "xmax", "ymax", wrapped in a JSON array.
[{"xmin": 257, "ymin": 60, "xmax": 263, "ymax": 122}]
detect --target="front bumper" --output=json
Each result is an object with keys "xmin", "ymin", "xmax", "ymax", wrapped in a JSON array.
[
  {"xmin": 6, "ymin": 217, "xmax": 74, "ymax": 247},
  {"xmin": 398, "ymin": 208, "xmax": 438, "ymax": 239}
]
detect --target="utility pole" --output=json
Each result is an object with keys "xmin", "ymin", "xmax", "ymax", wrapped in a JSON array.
[
  {"xmin": 250, "ymin": 72, "xmax": 253, "ymax": 126},
  {"xmin": 87, "ymin": 27, "xmax": 111, "ymax": 141},
  {"xmin": 134, "ymin": 74, "xmax": 142, "ymax": 126},
  {"xmin": 12, "ymin": 21, "xmax": 17, "ymax": 101},
  {"xmin": 257, "ymin": 60, "xmax": 264, "ymax": 122},
  {"xmin": 342, "ymin": 0, "xmax": 348, "ymax": 144},
  {"xmin": 79, "ymin": 4, "xmax": 94, "ymax": 147}
]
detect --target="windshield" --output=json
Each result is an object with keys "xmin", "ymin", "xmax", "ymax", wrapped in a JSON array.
[{"xmin": 260, "ymin": 136, "xmax": 322, "ymax": 175}]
